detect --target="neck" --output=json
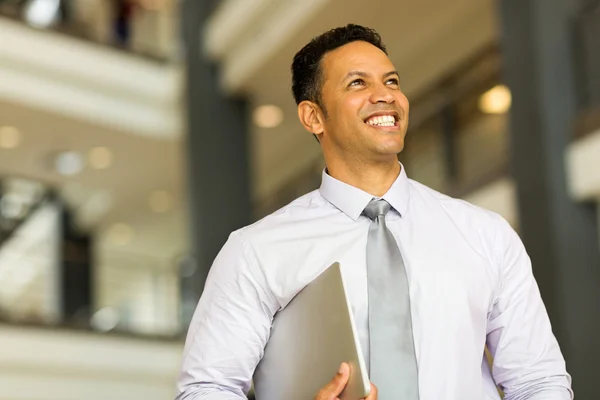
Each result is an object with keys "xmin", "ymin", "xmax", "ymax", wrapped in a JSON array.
[{"xmin": 326, "ymin": 157, "xmax": 401, "ymax": 197}]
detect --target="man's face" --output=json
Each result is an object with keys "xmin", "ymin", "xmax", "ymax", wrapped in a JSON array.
[{"xmin": 317, "ymin": 41, "xmax": 409, "ymax": 162}]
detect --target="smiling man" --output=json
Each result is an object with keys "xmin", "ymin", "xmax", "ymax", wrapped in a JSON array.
[{"xmin": 176, "ymin": 24, "xmax": 573, "ymax": 400}]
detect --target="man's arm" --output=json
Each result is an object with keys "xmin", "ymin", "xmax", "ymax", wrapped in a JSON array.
[
  {"xmin": 176, "ymin": 231, "xmax": 279, "ymax": 400},
  {"xmin": 486, "ymin": 217, "xmax": 573, "ymax": 400}
]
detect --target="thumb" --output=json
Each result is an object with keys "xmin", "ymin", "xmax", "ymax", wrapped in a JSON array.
[{"xmin": 320, "ymin": 363, "xmax": 350, "ymax": 399}]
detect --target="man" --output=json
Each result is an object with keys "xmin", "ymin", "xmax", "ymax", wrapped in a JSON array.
[{"xmin": 176, "ymin": 24, "xmax": 573, "ymax": 400}]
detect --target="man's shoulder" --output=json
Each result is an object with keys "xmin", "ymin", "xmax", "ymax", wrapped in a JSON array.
[
  {"xmin": 408, "ymin": 178, "xmax": 520, "ymax": 267},
  {"xmin": 408, "ymin": 178, "xmax": 510, "ymax": 233},
  {"xmin": 234, "ymin": 189, "xmax": 330, "ymax": 239}
]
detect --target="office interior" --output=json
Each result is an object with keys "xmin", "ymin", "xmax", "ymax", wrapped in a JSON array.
[{"xmin": 0, "ymin": 0, "xmax": 599, "ymax": 398}]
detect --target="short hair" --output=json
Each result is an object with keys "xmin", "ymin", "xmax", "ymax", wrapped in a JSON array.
[{"xmin": 291, "ymin": 24, "xmax": 387, "ymax": 113}]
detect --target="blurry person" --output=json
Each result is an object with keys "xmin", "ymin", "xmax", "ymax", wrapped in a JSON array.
[
  {"xmin": 176, "ymin": 24, "xmax": 573, "ymax": 400},
  {"xmin": 111, "ymin": 0, "xmax": 135, "ymax": 46}
]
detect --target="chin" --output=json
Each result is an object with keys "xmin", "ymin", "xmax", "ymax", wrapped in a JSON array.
[
  {"xmin": 355, "ymin": 127, "xmax": 405, "ymax": 154},
  {"xmin": 370, "ymin": 146, "xmax": 404, "ymax": 161},
  {"xmin": 376, "ymin": 137, "xmax": 405, "ymax": 154}
]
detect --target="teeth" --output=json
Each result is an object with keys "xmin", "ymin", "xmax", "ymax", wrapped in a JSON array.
[{"xmin": 366, "ymin": 115, "xmax": 396, "ymax": 126}]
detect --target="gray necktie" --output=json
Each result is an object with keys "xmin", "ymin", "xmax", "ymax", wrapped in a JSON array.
[{"xmin": 363, "ymin": 199, "xmax": 419, "ymax": 399}]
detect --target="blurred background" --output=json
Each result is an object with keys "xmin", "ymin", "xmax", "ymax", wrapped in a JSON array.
[{"xmin": 0, "ymin": 0, "xmax": 598, "ymax": 399}]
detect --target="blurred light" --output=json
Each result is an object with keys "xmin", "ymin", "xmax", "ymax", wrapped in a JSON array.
[
  {"xmin": 253, "ymin": 105, "xmax": 284, "ymax": 128},
  {"xmin": 91, "ymin": 307, "xmax": 120, "ymax": 332},
  {"xmin": 78, "ymin": 190, "xmax": 114, "ymax": 227},
  {"xmin": 479, "ymin": 85, "xmax": 512, "ymax": 114},
  {"xmin": 0, "ymin": 126, "xmax": 22, "ymax": 149},
  {"xmin": 148, "ymin": 190, "xmax": 173, "ymax": 213},
  {"xmin": 88, "ymin": 146, "xmax": 113, "ymax": 170},
  {"xmin": 24, "ymin": 0, "xmax": 61, "ymax": 29},
  {"xmin": 55, "ymin": 151, "xmax": 84, "ymax": 176},
  {"xmin": 108, "ymin": 223, "xmax": 134, "ymax": 246}
]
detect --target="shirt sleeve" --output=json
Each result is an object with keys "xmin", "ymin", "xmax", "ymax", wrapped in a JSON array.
[
  {"xmin": 486, "ymin": 217, "xmax": 573, "ymax": 400},
  {"xmin": 176, "ymin": 231, "xmax": 279, "ymax": 400}
]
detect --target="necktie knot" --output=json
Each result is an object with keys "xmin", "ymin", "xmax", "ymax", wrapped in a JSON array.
[{"xmin": 363, "ymin": 199, "xmax": 391, "ymax": 221}]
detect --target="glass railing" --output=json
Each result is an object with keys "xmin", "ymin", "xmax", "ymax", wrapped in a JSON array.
[{"xmin": 0, "ymin": 0, "xmax": 178, "ymax": 62}]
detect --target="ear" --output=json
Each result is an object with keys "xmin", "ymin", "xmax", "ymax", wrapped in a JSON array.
[{"xmin": 297, "ymin": 100, "xmax": 325, "ymax": 139}]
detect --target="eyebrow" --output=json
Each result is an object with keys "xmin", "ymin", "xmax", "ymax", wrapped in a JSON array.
[
  {"xmin": 383, "ymin": 70, "xmax": 400, "ymax": 79},
  {"xmin": 344, "ymin": 70, "xmax": 400, "ymax": 81}
]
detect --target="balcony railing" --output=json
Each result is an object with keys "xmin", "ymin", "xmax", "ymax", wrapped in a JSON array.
[{"xmin": 0, "ymin": 0, "xmax": 178, "ymax": 62}]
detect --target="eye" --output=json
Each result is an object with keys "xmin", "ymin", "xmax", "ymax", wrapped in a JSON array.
[
  {"xmin": 349, "ymin": 79, "xmax": 365, "ymax": 87},
  {"xmin": 386, "ymin": 78, "xmax": 400, "ymax": 86}
]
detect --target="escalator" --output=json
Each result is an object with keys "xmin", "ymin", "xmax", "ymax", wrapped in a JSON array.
[
  {"xmin": 0, "ymin": 177, "xmax": 91, "ymax": 326},
  {"xmin": 0, "ymin": 177, "xmax": 47, "ymax": 247}
]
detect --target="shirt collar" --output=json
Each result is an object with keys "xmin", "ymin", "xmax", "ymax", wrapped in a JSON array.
[{"xmin": 319, "ymin": 163, "xmax": 410, "ymax": 221}]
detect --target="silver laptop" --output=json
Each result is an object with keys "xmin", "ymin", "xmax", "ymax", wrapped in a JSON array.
[{"xmin": 252, "ymin": 262, "xmax": 370, "ymax": 400}]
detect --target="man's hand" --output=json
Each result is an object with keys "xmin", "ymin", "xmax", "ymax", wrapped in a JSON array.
[
  {"xmin": 365, "ymin": 382, "xmax": 378, "ymax": 399},
  {"xmin": 314, "ymin": 362, "xmax": 378, "ymax": 400}
]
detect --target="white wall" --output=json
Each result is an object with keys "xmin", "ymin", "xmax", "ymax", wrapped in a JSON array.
[
  {"xmin": 567, "ymin": 127, "xmax": 600, "ymax": 250},
  {"xmin": 567, "ymin": 128, "xmax": 600, "ymax": 201}
]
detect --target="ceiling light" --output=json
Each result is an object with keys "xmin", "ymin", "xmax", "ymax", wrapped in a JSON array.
[
  {"xmin": 0, "ymin": 126, "xmax": 22, "ymax": 149},
  {"xmin": 253, "ymin": 105, "xmax": 284, "ymax": 128},
  {"xmin": 149, "ymin": 190, "xmax": 173, "ymax": 213},
  {"xmin": 55, "ymin": 151, "xmax": 84, "ymax": 176},
  {"xmin": 107, "ymin": 223, "xmax": 134, "ymax": 246},
  {"xmin": 479, "ymin": 85, "xmax": 512, "ymax": 114},
  {"xmin": 24, "ymin": 0, "xmax": 61, "ymax": 29},
  {"xmin": 88, "ymin": 146, "xmax": 113, "ymax": 170}
]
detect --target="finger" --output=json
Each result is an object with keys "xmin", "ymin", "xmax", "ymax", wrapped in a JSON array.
[
  {"xmin": 364, "ymin": 382, "xmax": 378, "ymax": 399},
  {"xmin": 318, "ymin": 362, "xmax": 350, "ymax": 399}
]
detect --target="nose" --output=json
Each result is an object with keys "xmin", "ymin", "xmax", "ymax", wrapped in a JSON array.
[{"xmin": 369, "ymin": 83, "xmax": 395, "ymax": 104}]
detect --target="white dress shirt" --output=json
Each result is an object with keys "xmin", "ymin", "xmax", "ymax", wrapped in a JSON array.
[{"xmin": 176, "ymin": 165, "xmax": 573, "ymax": 400}]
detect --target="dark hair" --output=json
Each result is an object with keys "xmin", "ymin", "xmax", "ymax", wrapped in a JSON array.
[{"xmin": 291, "ymin": 24, "xmax": 387, "ymax": 113}]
